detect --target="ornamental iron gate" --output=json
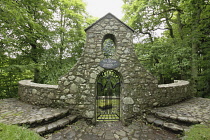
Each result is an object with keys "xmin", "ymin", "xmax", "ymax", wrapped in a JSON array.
[{"xmin": 96, "ymin": 70, "xmax": 121, "ymax": 121}]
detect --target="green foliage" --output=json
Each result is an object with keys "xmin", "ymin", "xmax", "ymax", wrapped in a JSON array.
[
  {"xmin": 0, "ymin": 54, "xmax": 33, "ymax": 99},
  {"xmin": 123, "ymin": 0, "xmax": 210, "ymax": 97},
  {"xmin": 38, "ymin": 55, "xmax": 76, "ymax": 84},
  {"xmin": 37, "ymin": 0, "xmax": 87, "ymax": 84},
  {"xmin": 0, "ymin": 0, "xmax": 92, "ymax": 98},
  {"xmin": 135, "ymin": 37, "xmax": 191, "ymax": 83},
  {"xmin": 0, "ymin": 123, "xmax": 43, "ymax": 140},
  {"xmin": 183, "ymin": 124, "xmax": 210, "ymax": 140}
]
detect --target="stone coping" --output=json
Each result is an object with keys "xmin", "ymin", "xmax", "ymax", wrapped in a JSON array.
[
  {"xmin": 19, "ymin": 80, "xmax": 189, "ymax": 89},
  {"xmin": 158, "ymin": 80, "xmax": 189, "ymax": 88},
  {"xmin": 19, "ymin": 80, "xmax": 58, "ymax": 89}
]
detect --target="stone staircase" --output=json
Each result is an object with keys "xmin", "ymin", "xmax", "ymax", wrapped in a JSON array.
[
  {"xmin": 0, "ymin": 99, "xmax": 79, "ymax": 136},
  {"xmin": 145, "ymin": 99, "xmax": 209, "ymax": 133},
  {"xmin": 146, "ymin": 113, "xmax": 194, "ymax": 132},
  {"xmin": 31, "ymin": 115, "xmax": 77, "ymax": 135},
  {"xmin": 17, "ymin": 109, "xmax": 78, "ymax": 136},
  {"xmin": 145, "ymin": 98, "xmax": 210, "ymax": 133}
]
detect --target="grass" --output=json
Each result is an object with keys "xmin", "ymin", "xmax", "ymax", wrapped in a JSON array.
[
  {"xmin": 183, "ymin": 124, "xmax": 210, "ymax": 140},
  {"xmin": 0, "ymin": 123, "xmax": 43, "ymax": 140}
]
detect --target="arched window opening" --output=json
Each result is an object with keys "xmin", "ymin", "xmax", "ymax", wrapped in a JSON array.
[{"xmin": 102, "ymin": 34, "xmax": 116, "ymax": 58}]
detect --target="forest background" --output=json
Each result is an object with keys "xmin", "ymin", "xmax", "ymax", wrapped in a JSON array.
[{"xmin": 1, "ymin": 0, "xmax": 210, "ymax": 99}]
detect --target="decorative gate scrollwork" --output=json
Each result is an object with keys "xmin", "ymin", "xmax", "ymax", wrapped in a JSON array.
[{"xmin": 96, "ymin": 70, "xmax": 121, "ymax": 121}]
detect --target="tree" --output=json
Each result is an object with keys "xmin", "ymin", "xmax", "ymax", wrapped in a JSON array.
[
  {"xmin": 0, "ymin": 0, "xmax": 53, "ymax": 83},
  {"xmin": 122, "ymin": 0, "xmax": 210, "ymax": 96},
  {"xmin": 37, "ymin": 0, "xmax": 87, "ymax": 84},
  {"xmin": 0, "ymin": 0, "xmax": 91, "ymax": 97}
]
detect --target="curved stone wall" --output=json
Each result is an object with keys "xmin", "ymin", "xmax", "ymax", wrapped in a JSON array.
[
  {"xmin": 18, "ymin": 80, "xmax": 60, "ymax": 107},
  {"xmin": 155, "ymin": 80, "xmax": 192, "ymax": 107},
  {"xmin": 18, "ymin": 79, "xmax": 192, "ymax": 109}
]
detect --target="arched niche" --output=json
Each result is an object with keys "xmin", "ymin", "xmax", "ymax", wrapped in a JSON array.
[{"xmin": 102, "ymin": 34, "xmax": 117, "ymax": 58}]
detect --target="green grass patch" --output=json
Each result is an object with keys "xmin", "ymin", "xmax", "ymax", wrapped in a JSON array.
[
  {"xmin": 0, "ymin": 123, "xmax": 43, "ymax": 140},
  {"xmin": 183, "ymin": 124, "xmax": 210, "ymax": 140}
]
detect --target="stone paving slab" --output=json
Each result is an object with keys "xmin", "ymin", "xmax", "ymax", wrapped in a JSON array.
[
  {"xmin": 0, "ymin": 98, "xmax": 69, "ymax": 125},
  {"xmin": 1, "ymin": 97, "xmax": 210, "ymax": 140},
  {"xmin": 151, "ymin": 97, "xmax": 210, "ymax": 124},
  {"xmin": 45, "ymin": 119, "xmax": 179, "ymax": 140}
]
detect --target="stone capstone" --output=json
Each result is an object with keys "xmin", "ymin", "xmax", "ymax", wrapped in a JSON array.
[
  {"xmin": 48, "ymin": 92, "xmax": 55, "ymax": 99},
  {"xmin": 123, "ymin": 97, "xmax": 134, "ymax": 105},
  {"xmin": 60, "ymin": 95, "xmax": 66, "ymax": 100},
  {"xmin": 75, "ymin": 77, "xmax": 86, "ymax": 84},
  {"xmin": 90, "ymin": 73, "xmax": 97, "ymax": 79},
  {"xmin": 64, "ymin": 81, "xmax": 70, "ymax": 86},
  {"xmin": 63, "ymin": 89, "xmax": 70, "ymax": 94},
  {"xmin": 85, "ymin": 111, "xmax": 94, "ymax": 118},
  {"xmin": 67, "ymin": 94, "xmax": 73, "ymax": 98},
  {"xmin": 70, "ymin": 84, "xmax": 78, "ymax": 93},
  {"xmin": 60, "ymin": 77, "xmax": 66, "ymax": 81},
  {"xmin": 66, "ymin": 99, "xmax": 76, "ymax": 104},
  {"xmin": 153, "ymin": 102, "xmax": 159, "ymax": 106},
  {"xmin": 32, "ymin": 89, "xmax": 37, "ymax": 94},
  {"xmin": 89, "ymin": 79, "xmax": 95, "ymax": 83},
  {"xmin": 68, "ymin": 76, "xmax": 75, "ymax": 80}
]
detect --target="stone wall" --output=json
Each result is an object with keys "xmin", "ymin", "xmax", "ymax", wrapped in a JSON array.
[
  {"xmin": 18, "ymin": 79, "xmax": 192, "ymax": 116},
  {"xmin": 18, "ymin": 80, "xmax": 60, "ymax": 107},
  {"xmin": 155, "ymin": 80, "xmax": 192, "ymax": 107}
]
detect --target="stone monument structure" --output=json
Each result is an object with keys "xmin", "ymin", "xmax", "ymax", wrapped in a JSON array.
[{"xmin": 19, "ymin": 13, "xmax": 192, "ymax": 125}]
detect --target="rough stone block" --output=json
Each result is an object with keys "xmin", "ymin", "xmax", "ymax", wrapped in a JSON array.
[
  {"xmin": 70, "ymin": 83, "xmax": 78, "ymax": 93},
  {"xmin": 85, "ymin": 111, "xmax": 94, "ymax": 118},
  {"xmin": 123, "ymin": 97, "xmax": 134, "ymax": 105}
]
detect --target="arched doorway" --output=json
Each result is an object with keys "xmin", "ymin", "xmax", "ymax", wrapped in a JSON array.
[{"xmin": 96, "ymin": 70, "xmax": 121, "ymax": 121}]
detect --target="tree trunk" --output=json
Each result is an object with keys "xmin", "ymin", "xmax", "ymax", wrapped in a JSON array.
[
  {"xmin": 30, "ymin": 43, "xmax": 40, "ymax": 83},
  {"xmin": 177, "ymin": 11, "xmax": 184, "ymax": 40},
  {"xmin": 34, "ymin": 68, "xmax": 40, "ymax": 83},
  {"xmin": 191, "ymin": 42, "xmax": 198, "ymax": 95},
  {"xmin": 191, "ymin": 5, "xmax": 201, "ymax": 96}
]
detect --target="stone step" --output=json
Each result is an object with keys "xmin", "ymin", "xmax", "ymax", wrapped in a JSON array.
[
  {"xmin": 146, "ymin": 115, "xmax": 189, "ymax": 132},
  {"xmin": 31, "ymin": 115, "xmax": 77, "ymax": 135},
  {"xmin": 151, "ymin": 110, "xmax": 202, "ymax": 124},
  {"xmin": 18, "ymin": 109, "xmax": 69, "ymax": 127}
]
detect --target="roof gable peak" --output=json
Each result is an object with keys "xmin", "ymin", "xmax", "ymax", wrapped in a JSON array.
[{"xmin": 85, "ymin": 13, "xmax": 134, "ymax": 32}]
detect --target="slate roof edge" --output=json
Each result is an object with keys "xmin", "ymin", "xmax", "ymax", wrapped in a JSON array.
[{"xmin": 85, "ymin": 13, "xmax": 134, "ymax": 32}]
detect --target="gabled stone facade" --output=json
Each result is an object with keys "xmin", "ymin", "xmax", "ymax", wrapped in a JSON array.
[
  {"xmin": 18, "ymin": 13, "xmax": 192, "ymax": 125},
  {"xmin": 58, "ymin": 13, "xmax": 158, "ymax": 123}
]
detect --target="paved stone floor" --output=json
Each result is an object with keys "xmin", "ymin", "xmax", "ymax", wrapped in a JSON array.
[
  {"xmin": 1, "ymin": 97, "xmax": 210, "ymax": 140},
  {"xmin": 0, "ymin": 98, "xmax": 68, "ymax": 125},
  {"xmin": 151, "ymin": 97, "xmax": 210, "ymax": 124},
  {"xmin": 45, "ymin": 120, "xmax": 180, "ymax": 140}
]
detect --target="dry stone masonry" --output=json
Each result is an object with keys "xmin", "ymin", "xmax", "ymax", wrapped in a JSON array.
[{"xmin": 18, "ymin": 13, "xmax": 193, "ymax": 124}]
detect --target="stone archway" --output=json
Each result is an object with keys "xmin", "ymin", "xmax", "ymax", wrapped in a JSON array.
[{"xmin": 96, "ymin": 70, "xmax": 121, "ymax": 121}]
